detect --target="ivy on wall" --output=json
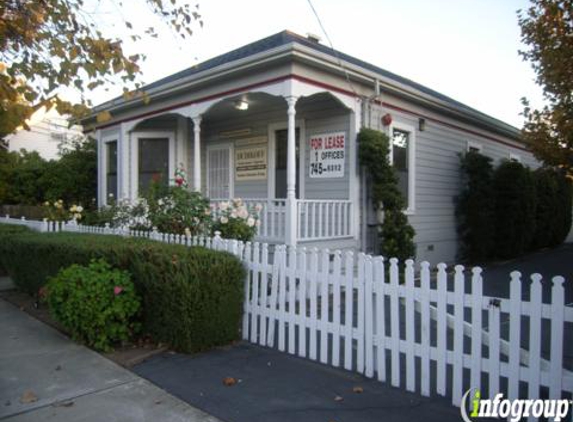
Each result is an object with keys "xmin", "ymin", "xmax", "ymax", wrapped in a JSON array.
[{"xmin": 358, "ymin": 128, "xmax": 416, "ymax": 262}]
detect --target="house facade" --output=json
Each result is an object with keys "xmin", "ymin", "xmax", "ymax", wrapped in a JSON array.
[
  {"xmin": 5, "ymin": 107, "xmax": 83, "ymax": 160},
  {"xmin": 84, "ymin": 31, "xmax": 538, "ymax": 263}
]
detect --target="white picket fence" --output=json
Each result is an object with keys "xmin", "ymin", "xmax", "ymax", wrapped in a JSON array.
[{"xmin": 2, "ymin": 216, "xmax": 573, "ymax": 418}]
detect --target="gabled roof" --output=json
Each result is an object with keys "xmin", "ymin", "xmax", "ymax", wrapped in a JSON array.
[{"xmin": 95, "ymin": 30, "xmax": 520, "ymax": 138}]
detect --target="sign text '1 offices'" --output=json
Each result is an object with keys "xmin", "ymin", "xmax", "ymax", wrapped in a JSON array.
[{"xmin": 309, "ymin": 132, "xmax": 345, "ymax": 178}]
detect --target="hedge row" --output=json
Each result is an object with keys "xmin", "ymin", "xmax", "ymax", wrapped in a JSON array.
[
  {"xmin": 0, "ymin": 226, "xmax": 246, "ymax": 353},
  {"xmin": 457, "ymin": 153, "xmax": 572, "ymax": 262}
]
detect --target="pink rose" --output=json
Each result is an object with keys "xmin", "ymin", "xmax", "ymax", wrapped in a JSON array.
[{"xmin": 114, "ymin": 286, "xmax": 123, "ymax": 296}]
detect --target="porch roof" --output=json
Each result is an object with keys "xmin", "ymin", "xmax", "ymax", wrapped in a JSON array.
[{"xmin": 88, "ymin": 30, "xmax": 520, "ymax": 140}]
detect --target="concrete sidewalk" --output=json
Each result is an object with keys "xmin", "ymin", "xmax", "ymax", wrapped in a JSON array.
[{"xmin": 0, "ymin": 298, "xmax": 221, "ymax": 422}]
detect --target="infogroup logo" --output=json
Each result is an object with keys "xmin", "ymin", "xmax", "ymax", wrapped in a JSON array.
[{"xmin": 460, "ymin": 388, "xmax": 571, "ymax": 422}]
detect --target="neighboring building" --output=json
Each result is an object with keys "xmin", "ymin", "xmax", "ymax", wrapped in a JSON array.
[
  {"xmin": 5, "ymin": 107, "xmax": 83, "ymax": 160},
  {"xmin": 83, "ymin": 30, "xmax": 541, "ymax": 263}
]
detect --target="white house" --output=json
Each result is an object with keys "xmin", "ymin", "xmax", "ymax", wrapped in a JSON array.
[
  {"xmin": 84, "ymin": 30, "xmax": 539, "ymax": 263},
  {"xmin": 5, "ymin": 107, "xmax": 83, "ymax": 160}
]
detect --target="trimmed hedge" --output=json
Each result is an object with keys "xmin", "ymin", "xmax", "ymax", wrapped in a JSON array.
[
  {"xmin": 493, "ymin": 161, "xmax": 537, "ymax": 259},
  {"xmin": 456, "ymin": 151, "xmax": 495, "ymax": 262},
  {"xmin": 0, "ymin": 224, "xmax": 32, "ymax": 275},
  {"xmin": 0, "ymin": 228, "xmax": 246, "ymax": 353}
]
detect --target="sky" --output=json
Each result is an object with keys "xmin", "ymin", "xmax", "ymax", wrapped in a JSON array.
[{"xmin": 84, "ymin": 0, "xmax": 544, "ymax": 129}]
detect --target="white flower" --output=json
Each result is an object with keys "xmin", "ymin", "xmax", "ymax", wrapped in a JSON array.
[
  {"xmin": 247, "ymin": 217, "xmax": 255, "ymax": 227},
  {"xmin": 254, "ymin": 203, "xmax": 263, "ymax": 213},
  {"xmin": 184, "ymin": 227, "xmax": 191, "ymax": 237},
  {"xmin": 220, "ymin": 216, "xmax": 229, "ymax": 224},
  {"xmin": 204, "ymin": 208, "xmax": 211, "ymax": 216},
  {"xmin": 70, "ymin": 205, "xmax": 77, "ymax": 212},
  {"xmin": 158, "ymin": 199, "xmax": 164, "ymax": 206},
  {"xmin": 233, "ymin": 198, "xmax": 243, "ymax": 206},
  {"xmin": 256, "ymin": 220, "xmax": 261, "ymax": 227},
  {"xmin": 219, "ymin": 201, "xmax": 229, "ymax": 211},
  {"xmin": 76, "ymin": 205, "xmax": 83, "ymax": 213},
  {"xmin": 238, "ymin": 207, "xmax": 249, "ymax": 219},
  {"xmin": 230, "ymin": 210, "xmax": 238, "ymax": 219},
  {"xmin": 108, "ymin": 193, "xmax": 114, "ymax": 198}
]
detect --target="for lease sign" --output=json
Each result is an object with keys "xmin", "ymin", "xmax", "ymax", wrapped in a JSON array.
[{"xmin": 309, "ymin": 132, "xmax": 345, "ymax": 178}]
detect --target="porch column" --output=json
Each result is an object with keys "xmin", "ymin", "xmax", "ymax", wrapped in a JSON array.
[
  {"xmin": 285, "ymin": 96, "xmax": 298, "ymax": 246},
  {"xmin": 119, "ymin": 122, "xmax": 131, "ymax": 201},
  {"xmin": 192, "ymin": 116, "xmax": 202, "ymax": 192}
]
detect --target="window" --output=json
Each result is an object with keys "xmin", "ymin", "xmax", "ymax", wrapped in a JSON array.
[
  {"xmin": 392, "ymin": 128, "xmax": 410, "ymax": 207},
  {"xmin": 138, "ymin": 138, "xmax": 169, "ymax": 193},
  {"xmin": 467, "ymin": 141, "xmax": 483, "ymax": 153},
  {"xmin": 106, "ymin": 141, "xmax": 118, "ymax": 200}
]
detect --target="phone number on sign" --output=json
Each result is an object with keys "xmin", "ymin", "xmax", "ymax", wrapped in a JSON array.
[{"xmin": 310, "ymin": 163, "xmax": 343, "ymax": 175}]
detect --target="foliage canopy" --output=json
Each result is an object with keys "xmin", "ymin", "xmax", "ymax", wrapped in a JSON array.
[
  {"xmin": 519, "ymin": 0, "xmax": 573, "ymax": 174},
  {"xmin": 0, "ymin": 0, "xmax": 201, "ymax": 136}
]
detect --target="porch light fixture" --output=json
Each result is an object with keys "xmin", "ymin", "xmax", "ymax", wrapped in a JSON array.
[
  {"xmin": 418, "ymin": 118, "xmax": 426, "ymax": 131},
  {"xmin": 234, "ymin": 100, "xmax": 249, "ymax": 111}
]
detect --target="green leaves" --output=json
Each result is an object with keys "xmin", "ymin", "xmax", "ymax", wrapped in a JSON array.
[
  {"xmin": 46, "ymin": 259, "xmax": 140, "ymax": 352},
  {"xmin": 1, "ymin": 0, "xmax": 202, "ymax": 132},
  {"xmin": 0, "ymin": 229, "xmax": 245, "ymax": 353},
  {"xmin": 519, "ymin": 0, "xmax": 573, "ymax": 174},
  {"xmin": 358, "ymin": 128, "xmax": 416, "ymax": 261}
]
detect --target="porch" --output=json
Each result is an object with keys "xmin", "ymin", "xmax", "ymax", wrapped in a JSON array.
[
  {"xmin": 97, "ymin": 78, "xmax": 362, "ymax": 247},
  {"xmin": 210, "ymin": 198, "xmax": 354, "ymax": 244}
]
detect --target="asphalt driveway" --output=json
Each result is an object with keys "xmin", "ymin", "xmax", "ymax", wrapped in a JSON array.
[
  {"xmin": 134, "ymin": 343, "xmax": 463, "ymax": 422},
  {"xmin": 480, "ymin": 242, "xmax": 573, "ymax": 304}
]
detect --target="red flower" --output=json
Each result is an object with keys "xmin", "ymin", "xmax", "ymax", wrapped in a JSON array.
[
  {"xmin": 175, "ymin": 177, "xmax": 184, "ymax": 186},
  {"xmin": 113, "ymin": 286, "xmax": 123, "ymax": 296}
]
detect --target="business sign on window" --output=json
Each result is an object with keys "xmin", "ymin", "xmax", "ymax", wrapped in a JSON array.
[
  {"xmin": 235, "ymin": 145, "xmax": 267, "ymax": 181},
  {"xmin": 309, "ymin": 132, "xmax": 345, "ymax": 178}
]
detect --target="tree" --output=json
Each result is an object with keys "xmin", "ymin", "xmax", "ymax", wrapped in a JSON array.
[
  {"xmin": 40, "ymin": 136, "xmax": 97, "ymax": 208},
  {"xmin": 519, "ymin": 0, "xmax": 573, "ymax": 174},
  {"xmin": 0, "ymin": 0, "xmax": 202, "ymax": 136}
]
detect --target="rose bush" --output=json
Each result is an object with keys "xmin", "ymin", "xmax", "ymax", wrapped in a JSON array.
[
  {"xmin": 43, "ymin": 199, "xmax": 84, "ymax": 222},
  {"xmin": 211, "ymin": 198, "xmax": 261, "ymax": 242}
]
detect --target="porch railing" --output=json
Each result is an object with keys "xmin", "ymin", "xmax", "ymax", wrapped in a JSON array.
[
  {"xmin": 210, "ymin": 198, "xmax": 353, "ymax": 243},
  {"xmin": 210, "ymin": 199, "xmax": 287, "ymax": 243},
  {"xmin": 297, "ymin": 199, "xmax": 353, "ymax": 241}
]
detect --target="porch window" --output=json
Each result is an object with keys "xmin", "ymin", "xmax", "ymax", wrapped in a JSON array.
[
  {"xmin": 275, "ymin": 128, "xmax": 300, "ymax": 198},
  {"xmin": 139, "ymin": 138, "xmax": 169, "ymax": 193},
  {"xmin": 392, "ymin": 128, "xmax": 410, "ymax": 207},
  {"xmin": 106, "ymin": 141, "xmax": 118, "ymax": 199}
]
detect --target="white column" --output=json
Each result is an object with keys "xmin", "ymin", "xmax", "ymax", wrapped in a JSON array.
[
  {"xmin": 350, "ymin": 98, "xmax": 362, "ymax": 241},
  {"xmin": 95, "ymin": 129, "xmax": 103, "ymax": 207},
  {"xmin": 192, "ymin": 116, "xmax": 202, "ymax": 192},
  {"xmin": 119, "ymin": 123, "xmax": 131, "ymax": 201},
  {"xmin": 285, "ymin": 96, "xmax": 298, "ymax": 246}
]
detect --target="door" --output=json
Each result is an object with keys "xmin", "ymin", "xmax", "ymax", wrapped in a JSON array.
[{"xmin": 207, "ymin": 146, "xmax": 232, "ymax": 199}]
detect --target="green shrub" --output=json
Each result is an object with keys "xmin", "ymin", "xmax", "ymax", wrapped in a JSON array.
[
  {"xmin": 456, "ymin": 151, "xmax": 495, "ymax": 263},
  {"xmin": 493, "ymin": 161, "xmax": 537, "ymax": 259},
  {"xmin": 0, "ymin": 231, "xmax": 246, "ymax": 352},
  {"xmin": 358, "ymin": 128, "xmax": 416, "ymax": 261},
  {"xmin": 211, "ymin": 199, "xmax": 260, "ymax": 242},
  {"xmin": 46, "ymin": 259, "xmax": 140, "ymax": 351},
  {"xmin": 532, "ymin": 168, "xmax": 560, "ymax": 249},
  {"xmin": 0, "ymin": 224, "xmax": 32, "ymax": 275},
  {"xmin": 552, "ymin": 171, "xmax": 573, "ymax": 246}
]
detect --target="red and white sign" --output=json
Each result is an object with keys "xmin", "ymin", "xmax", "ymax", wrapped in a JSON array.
[{"xmin": 309, "ymin": 132, "xmax": 345, "ymax": 178}]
